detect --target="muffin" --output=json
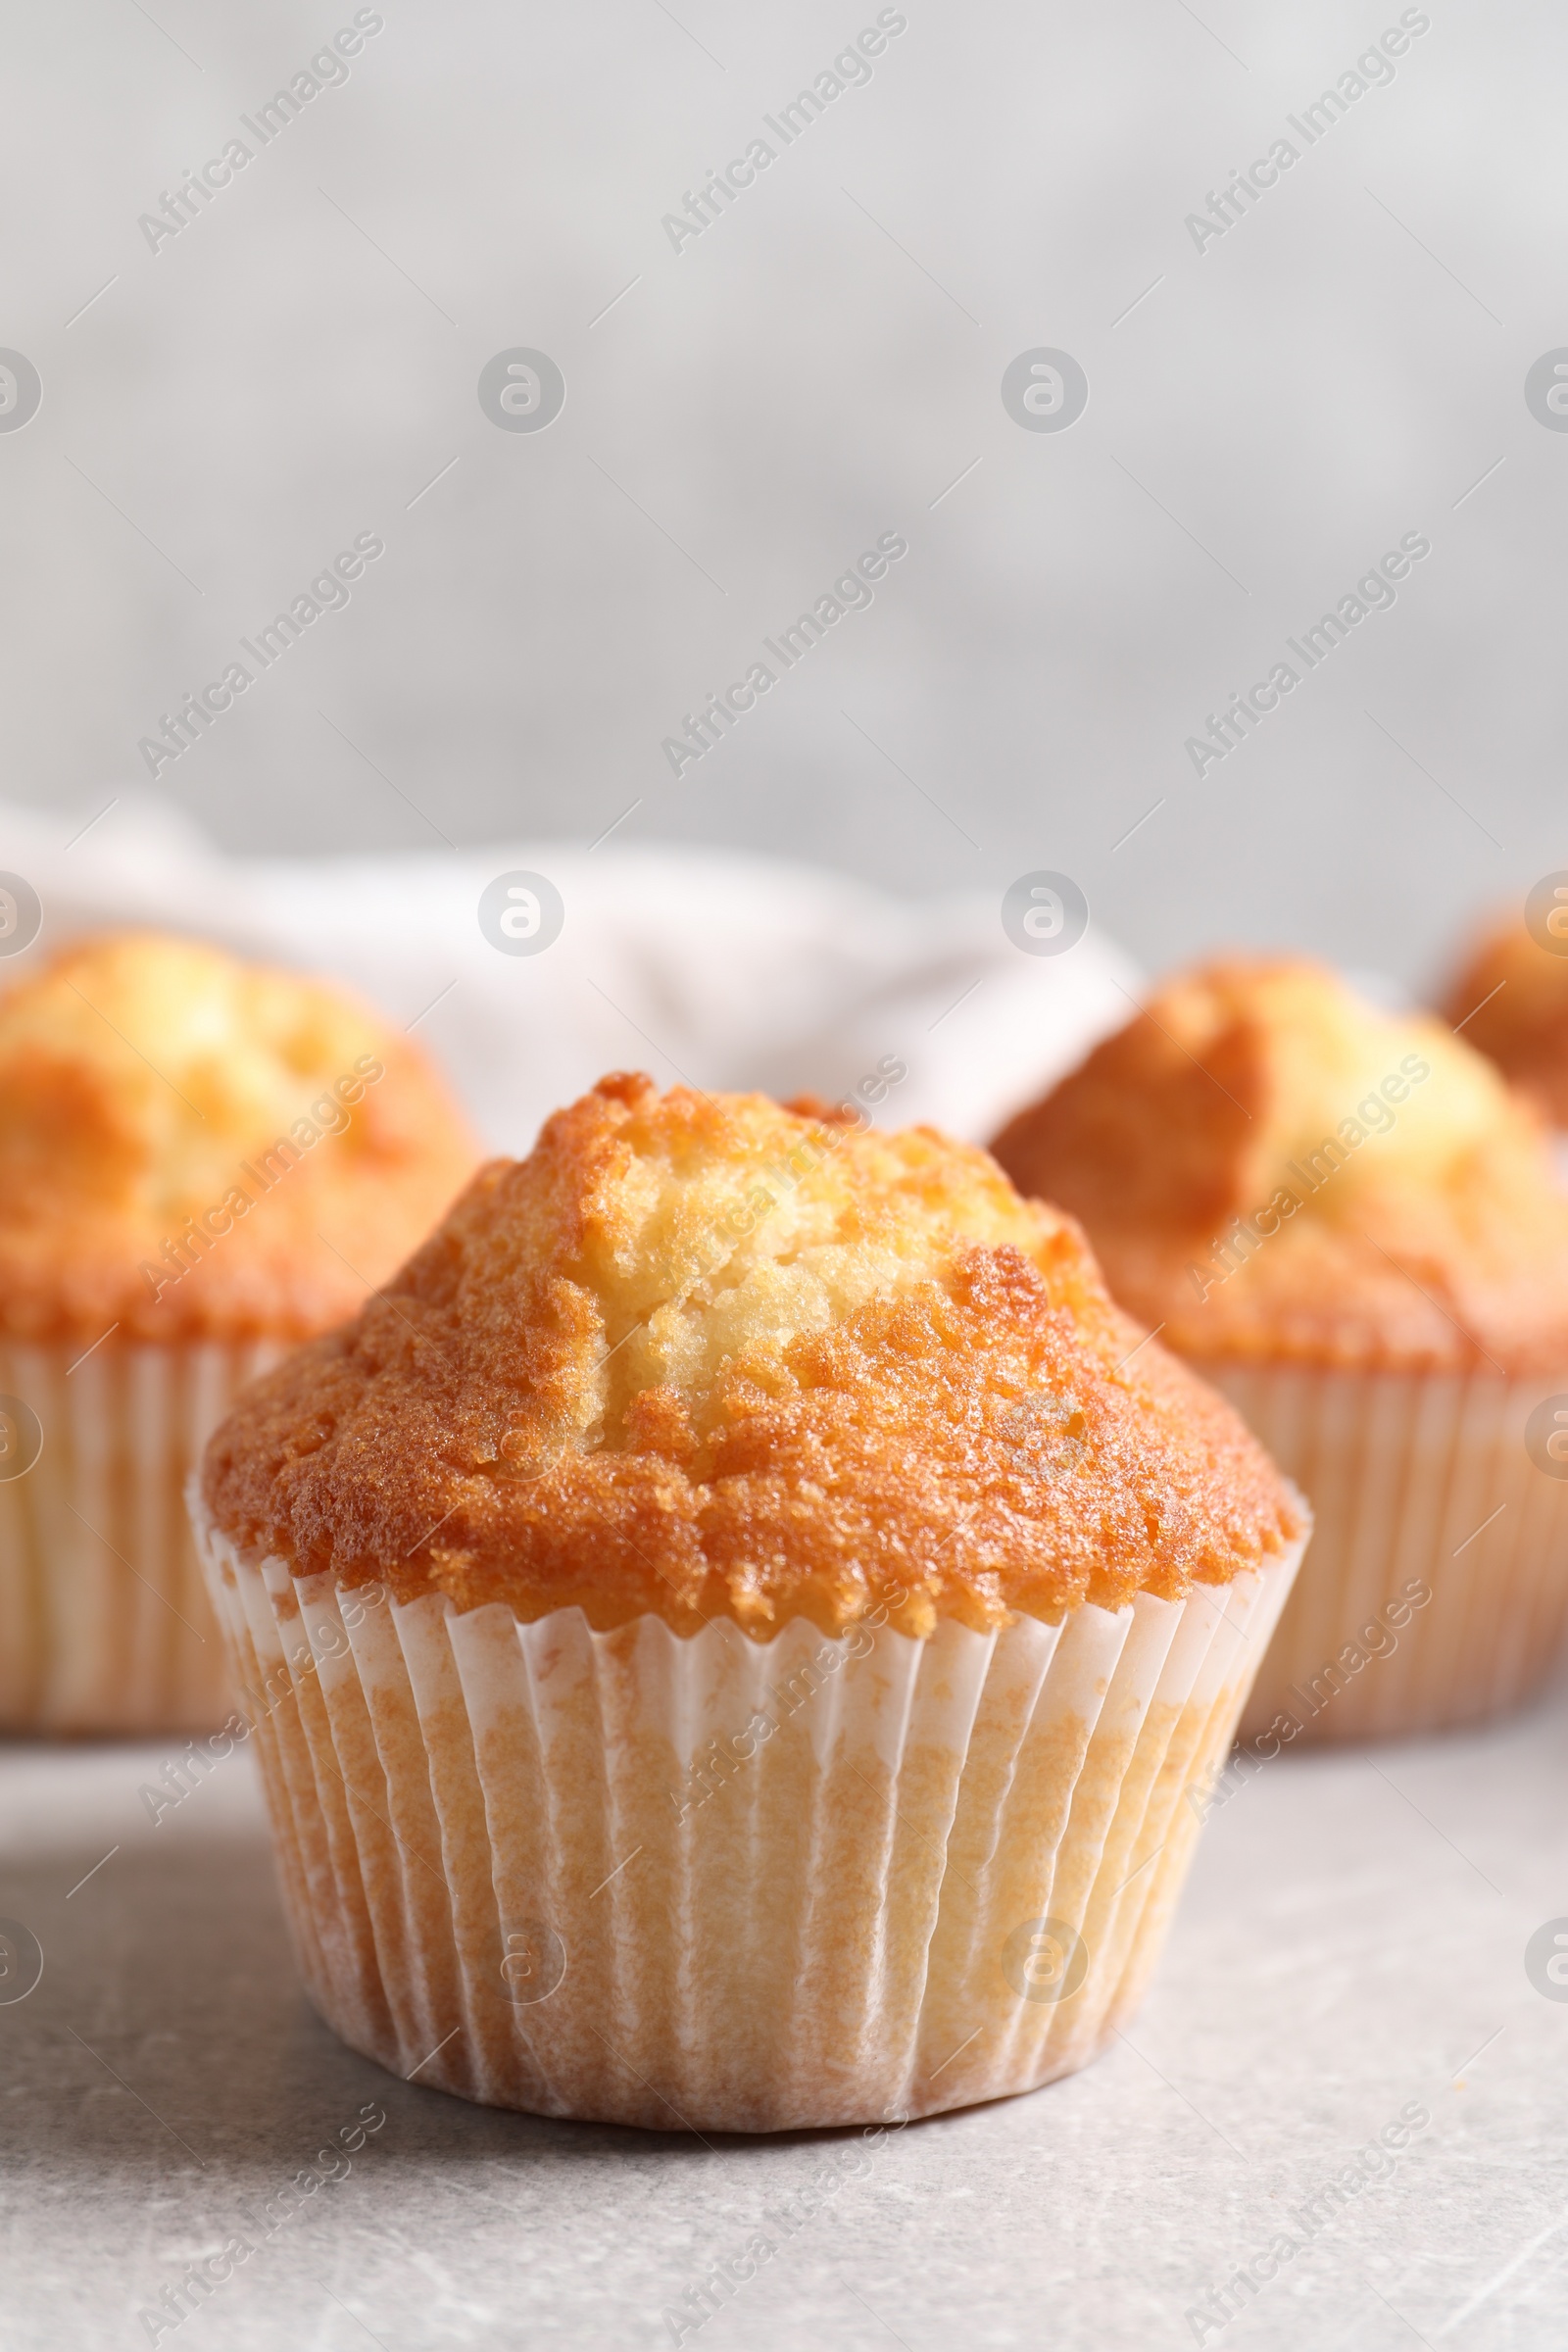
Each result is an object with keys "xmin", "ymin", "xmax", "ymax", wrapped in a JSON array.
[
  {"xmin": 1441, "ymin": 910, "xmax": 1568, "ymax": 1130},
  {"xmin": 0, "ymin": 931, "xmax": 477, "ymax": 1733},
  {"xmin": 992, "ymin": 956, "xmax": 1568, "ymax": 1743},
  {"xmin": 192, "ymin": 1072, "xmax": 1305, "ymax": 2132}
]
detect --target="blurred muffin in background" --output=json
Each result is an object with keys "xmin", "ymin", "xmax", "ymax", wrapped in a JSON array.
[
  {"xmin": 193, "ymin": 1073, "xmax": 1305, "ymax": 2131},
  {"xmin": 992, "ymin": 956, "xmax": 1568, "ymax": 1742},
  {"xmin": 0, "ymin": 931, "xmax": 478, "ymax": 1733},
  {"xmin": 1441, "ymin": 898, "xmax": 1568, "ymax": 1129}
]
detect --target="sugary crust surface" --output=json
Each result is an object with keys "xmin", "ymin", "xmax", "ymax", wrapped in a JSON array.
[
  {"xmin": 1441, "ymin": 917, "xmax": 1568, "ymax": 1126},
  {"xmin": 0, "ymin": 932, "xmax": 479, "ymax": 1342},
  {"xmin": 992, "ymin": 956, "xmax": 1568, "ymax": 1373},
  {"xmin": 202, "ymin": 1074, "xmax": 1302, "ymax": 1634}
]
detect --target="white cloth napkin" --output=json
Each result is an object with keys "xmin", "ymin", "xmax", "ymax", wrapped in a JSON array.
[{"xmin": 0, "ymin": 794, "xmax": 1137, "ymax": 1156}]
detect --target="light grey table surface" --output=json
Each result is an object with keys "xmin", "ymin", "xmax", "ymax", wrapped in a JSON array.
[{"xmin": 2, "ymin": 1676, "xmax": 1565, "ymax": 2352}]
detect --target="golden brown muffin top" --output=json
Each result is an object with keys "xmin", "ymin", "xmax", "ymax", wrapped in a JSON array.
[
  {"xmin": 202, "ymin": 1073, "xmax": 1301, "ymax": 1638},
  {"xmin": 0, "ymin": 931, "xmax": 478, "ymax": 1342},
  {"xmin": 992, "ymin": 956, "xmax": 1568, "ymax": 1374},
  {"xmin": 1441, "ymin": 913, "xmax": 1568, "ymax": 1126}
]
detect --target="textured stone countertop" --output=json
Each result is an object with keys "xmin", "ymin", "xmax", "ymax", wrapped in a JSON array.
[{"xmin": 2, "ymin": 1681, "xmax": 1565, "ymax": 2352}]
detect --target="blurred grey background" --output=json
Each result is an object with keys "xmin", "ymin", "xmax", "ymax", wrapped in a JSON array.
[{"xmin": 2, "ymin": 0, "xmax": 1560, "ymax": 994}]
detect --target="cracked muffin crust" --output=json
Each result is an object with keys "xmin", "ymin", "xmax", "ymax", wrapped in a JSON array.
[
  {"xmin": 0, "ymin": 930, "xmax": 479, "ymax": 1342},
  {"xmin": 202, "ymin": 1071, "xmax": 1302, "ymax": 1636},
  {"xmin": 991, "ymin": 956, "xmax": 1568, "ymax": 1373}
]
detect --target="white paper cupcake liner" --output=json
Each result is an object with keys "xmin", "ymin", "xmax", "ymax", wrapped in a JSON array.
[
  {"xmin": 0, "ymin": 1340, "xmax": 280, "ymax": 1733},
  {"xmin": 194, "ymin": 1498, "xmax": 1304, "ymax": 2132},
  {"xmin": 1195, "ymin": 1363, "xmax": 1568, "ymax": 1742}
]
